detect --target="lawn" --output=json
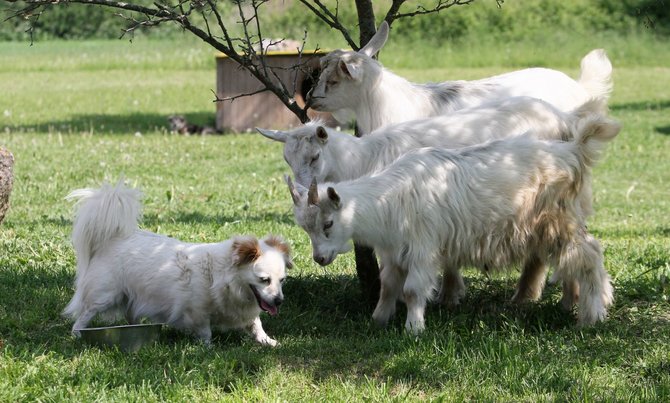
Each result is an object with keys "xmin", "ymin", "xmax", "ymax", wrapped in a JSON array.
[{"xmin": 1, "ymin": 35, "xmax": 669, "ymax": 401}]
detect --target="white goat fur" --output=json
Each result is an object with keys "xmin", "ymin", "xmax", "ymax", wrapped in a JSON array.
[
  {"xmin": 258, "ymin": 96, "xmax": 605, "ymax": 199},
  {"xmin": 307, "ymin": 22, "xmax": 613, "ymax": 135},
  {"xmin": 287, "ymin": 115, "xmax": 620, "ymax": 333},
  {"xmin": 260, "ymin": 97, "xmax": 605, "ymax": 305}
]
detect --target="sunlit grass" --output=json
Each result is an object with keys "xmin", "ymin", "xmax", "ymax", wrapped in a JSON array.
[{"xmin": 0, "ymin": 36, "xmax": 669, "ymax": 400}]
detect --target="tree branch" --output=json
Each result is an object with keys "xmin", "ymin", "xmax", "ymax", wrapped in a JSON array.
[
  {"xmin": 297, "ymin": 0, "xmax": 357, "ymax": 49},
  {"xmin": 386, "ymin": 0, "xmax": 476, "ymax": 24}
]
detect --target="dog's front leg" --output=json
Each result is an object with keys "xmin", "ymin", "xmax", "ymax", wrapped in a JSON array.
[{"xmin": 246, "ymin": 317, "xmax": 277, "ymax": 347}]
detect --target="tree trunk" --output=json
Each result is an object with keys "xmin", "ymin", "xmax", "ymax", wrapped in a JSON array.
[
  {"xmin": 355, "ymin": 0, "xmax": 377, "ymax": 47},
  {"xmin": 0, "ymin": 147, "xmax": 14, "ymax": 225},
  {"xmin": 352, "ymin": 0, "xmax": 381, "ymax": 308}
]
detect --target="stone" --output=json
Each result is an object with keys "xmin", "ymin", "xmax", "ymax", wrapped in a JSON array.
[{"xmin": 0, "ymin": 147, "xmax": 14, "ymax": 225}]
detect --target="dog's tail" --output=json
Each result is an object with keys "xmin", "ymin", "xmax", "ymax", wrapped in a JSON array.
[
  {"xmin": 578, "ymin": 49, "xmax": 613, "ymax": 102},
  {"xmin": 65, "ymin": 179, "xmax": 142, "ymax": 274},
  {"xmin": 572, "ymin": 114, "xmax": 621, "ymax": 169}
]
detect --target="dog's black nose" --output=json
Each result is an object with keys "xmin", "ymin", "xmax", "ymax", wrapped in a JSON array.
[
  {"xmin": 274, "ymin": 296, "xmax": 283, "ymax": 307},
  {"xmin": 314, "ymin": 255, "xmax": 326, "ymax": 265}
]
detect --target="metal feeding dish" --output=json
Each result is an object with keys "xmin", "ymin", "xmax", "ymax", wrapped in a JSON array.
[{"xmin": 78, "ymin": 323, "xmax": 163, "ymax": 352}]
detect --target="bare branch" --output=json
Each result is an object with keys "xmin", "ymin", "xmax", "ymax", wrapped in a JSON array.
[
  {"xmin": 297, "ymin": 0, "xmax": 357, "ymax": 49},
  {"xmin": 386, "ymin": 0, "xmax": 476, "ymax": 23},
  {"xmin": 211, "ymin": 87, "xmax": 270, "ymax": 103}
]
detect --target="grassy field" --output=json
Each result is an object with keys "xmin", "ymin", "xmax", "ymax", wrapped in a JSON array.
[{"xmin": 1, "ymin": 35, "xmax": 669, "ymax": 401}]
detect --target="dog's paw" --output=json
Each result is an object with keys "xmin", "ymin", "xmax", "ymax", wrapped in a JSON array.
[{"xmin": 259, "ymin": 337, "xmax": 278, "ymax": 347}]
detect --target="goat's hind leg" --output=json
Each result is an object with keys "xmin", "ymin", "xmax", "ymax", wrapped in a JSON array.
[{"xmin": 556, "ymin": 232, "xmax": 613, "ymax": 325}]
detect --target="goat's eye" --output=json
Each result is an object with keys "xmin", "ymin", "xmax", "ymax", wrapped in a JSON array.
[
  {"xmin": 326, "ymin": 80, "xmax": 337, "ymax": 88},
  {"xmin": 310, "ymin": 154, "xmax": 320, "ymax": 164},
  {"xmin": 323, "ymin": 220, "xmax": 333, "ymax": 230}
]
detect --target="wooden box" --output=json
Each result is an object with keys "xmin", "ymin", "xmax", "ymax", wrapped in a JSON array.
[{"xmin": 215, "ymin": 51, "xmax": 336, "ymax": 132}]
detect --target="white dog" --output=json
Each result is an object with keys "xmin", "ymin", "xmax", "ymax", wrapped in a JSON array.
[{"xmin": 63, "ymin": 180, "xmax": 292, "ymax": 346}]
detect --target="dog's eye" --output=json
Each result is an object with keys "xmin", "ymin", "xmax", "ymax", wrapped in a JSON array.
[
  {"xmin": 259, "ymin": 277, "xmax": 270, "ymax": 284},
  {"xmin": 326, "ymin": 80, "xmax": 337, "ymax": 88},
  {"xmin": 310, "ymin": 154, "xmax": 320, "ymax": 164},
  {"xmin": 323, "ymin": 220, "xmax": 333, "ymax": 230}
]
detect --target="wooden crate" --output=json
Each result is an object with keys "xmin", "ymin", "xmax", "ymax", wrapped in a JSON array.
[{"xmin": 215, "ymin": 51, "xmax": 336, "ymax": 132}]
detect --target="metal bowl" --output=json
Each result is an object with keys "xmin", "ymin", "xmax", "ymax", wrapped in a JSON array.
[{"xmin": 78, "ymin": 323, "xmax": 163, "ymax": 352}]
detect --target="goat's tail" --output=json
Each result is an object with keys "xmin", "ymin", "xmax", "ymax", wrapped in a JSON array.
[
  {"xmin": 572, "ymin": 114, "xmax": 621, "ymax": 169},
  {"xmin": 65, "ymin": 179, "xmax": 141, "ymax": 275},
  {"xmin": 578, "ymin": 49, "xmax": 613, "ymax": 101},
  {"xmin": 570, "ymin": 97, "xmax": 609, "ymax": 121}
]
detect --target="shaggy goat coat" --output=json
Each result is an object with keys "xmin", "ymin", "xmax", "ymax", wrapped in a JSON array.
[
  {"xmin": 307, "ymin": 22, "xmax": 613, "ymax": 134},
  {"xmin": 288, "ymin": 115, "xmax": 620, "ymax": 333}
]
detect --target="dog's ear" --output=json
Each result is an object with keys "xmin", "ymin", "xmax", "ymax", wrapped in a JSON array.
[
  {"xmin": 232, "ymin": 236, "xmax": 262, "ymax": 266},
  {"xmin": 263, "ymin": 235, "xmax": 293, "ymax": 269}
]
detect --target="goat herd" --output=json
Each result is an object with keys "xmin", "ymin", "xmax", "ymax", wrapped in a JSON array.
[{"xmin": 64, "ymin": 22, "xmax": 621, "ymax": 345}]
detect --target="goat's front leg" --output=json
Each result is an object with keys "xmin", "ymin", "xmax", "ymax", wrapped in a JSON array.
[
  {"xmin": 246, "ymin": 317, "xmax": 277, "ymax": 347},
  {"xmin": 403, "ymin": 259, "xmax": 438, "ymax": 335},
  {"xmin": 438, "ymin": 263, "xmax": 465, "ymax": 307},
  {"xmin": 512, "ymin": 253, "xmax": 548, "ymax": 303},
  {"xmin": 372, "ymin": 262, "xmax": 406, "ymax": 327}
]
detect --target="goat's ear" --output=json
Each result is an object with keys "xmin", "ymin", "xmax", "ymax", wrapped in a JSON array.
[
  {"xmin": 232, "ymin": 236, "xmax": 262, "ymax": 267},
  {"xmin": 327, "ymin": 187, "xmax": 341, "ymax": 209},
  {"xmin": 338, "ymin": 59, "xmax": 363, "ymax": 81},
  {"xmin": 307, "ymin": 177, "xmax": 319, "ymax": 206},
  {"xmin": 256, "ymin": 127, "xmax": 288, "ymax": 143},
  {"xmin": 315, "ymin": 126, "xmax": 329, "ymax": 143},
  {"xmin": 359, "ymin": 21, "xmax": 389, "ymax": 57},
  {"xmin": 285, "ymin": 175, "xmax": 303, "ymax": 205}
]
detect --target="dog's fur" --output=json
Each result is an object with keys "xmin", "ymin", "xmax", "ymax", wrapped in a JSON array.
[
  {"xmin": 63, "ymin": 181, "xmax": 292, "ymax": 346},
  {"xmin": 287, "ymin": 114, "xmax": 620, "ymax": 334}
]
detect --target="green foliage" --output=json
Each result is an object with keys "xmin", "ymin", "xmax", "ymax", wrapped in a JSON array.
[
  {"xmin": 0, "ymin": 35, "xmax": 669, "ymax": 400},
  {"xmin": 1, "ymin": 0, "xmax": 668, "ymax": 42}
]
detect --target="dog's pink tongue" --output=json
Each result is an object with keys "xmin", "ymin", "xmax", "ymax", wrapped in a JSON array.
[{"xmin": 262, "ymin": 300, "xmax": 278, "ymax": 316}]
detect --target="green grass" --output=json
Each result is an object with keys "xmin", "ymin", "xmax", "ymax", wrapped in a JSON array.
[{"xmin": 1, "ymin": 35, "xmax": 669, "ymax": 401}]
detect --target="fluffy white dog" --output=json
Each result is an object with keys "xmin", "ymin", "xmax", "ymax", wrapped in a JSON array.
[{"xmin": 63, "ymin": 180, "xmax": 292, "ymax": 346}]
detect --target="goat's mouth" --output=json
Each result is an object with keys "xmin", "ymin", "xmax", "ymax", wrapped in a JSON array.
[
  {"xmin": 249, "ymin": 285, "xmax": 278, "ymax": 316},
  {"xmin": 306, "ymin": 96, "xmax": 327, "ymax": 110}
]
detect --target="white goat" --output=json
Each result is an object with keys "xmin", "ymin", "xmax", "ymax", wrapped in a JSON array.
[
  {"xmin": 307, "ymin": 21, "xmax": 613, "ymax": 135},
  {"xmin": 286, "ymin": 114, "xmax": 620, "ymax": 334},
  {"xmin": 258, "ymin": 96, "xmax": 604, "ymax": 191},
  {"xmin": 260, "ymin": 97, "xmax": 605, "ymax": 305}
]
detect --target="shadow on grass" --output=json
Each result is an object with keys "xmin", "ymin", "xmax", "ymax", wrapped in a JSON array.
[
  {"xmin": 2, "ymin": 264, "xmax": 669, "ymax": 390},
  {"xmin": 6, "ymin": 112, "xmax": 218, "ymax": 135},
  {"xmin": 41, "ymin": 210, "xmax": 295, "ymax": 229},
  {"xmin": 610, "ymin": 100, "xmax": 670, "ymax": 112},
  {"xmin": 656, "ymin": 125, "xmax": 670, "ymax": 135}
]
